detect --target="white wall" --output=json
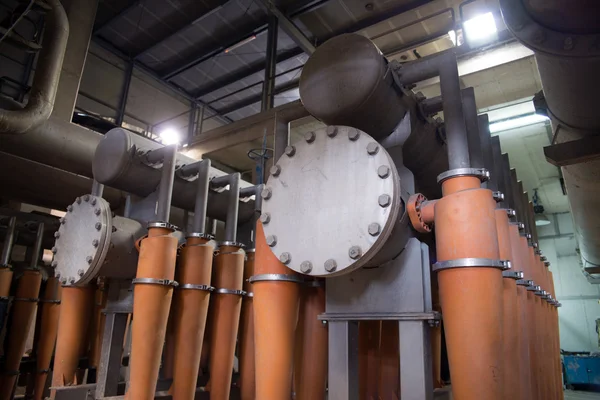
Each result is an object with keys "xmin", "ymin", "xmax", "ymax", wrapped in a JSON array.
[{"xmin": 538, "ymin": 213, "xmax": 600, "ymax": 352}]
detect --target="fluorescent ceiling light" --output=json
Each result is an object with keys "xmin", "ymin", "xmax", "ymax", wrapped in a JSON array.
[
  {"xmin": 463, "ymin": 12, "xmax": 497, "ymax": 43},
  {"xmin": 225, "ymin": 35, "xmax": 256, "ymax": 53},
  {"xmin": 159, "ymin": 128, "xmax": 181, "ymax": 145},
  {"xmin": 489, "ymin": 113, "xmax": 549, "ymax": 133},
  {"xmin": 447, "ymin": 30, "xmax": 457, "ymax": 46},
  {"xmin": 535, "ymin": 214, "xmax": 551, "ymax": 226}
]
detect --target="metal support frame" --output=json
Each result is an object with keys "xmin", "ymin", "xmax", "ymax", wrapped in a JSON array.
[
  {"xmin": 322, "ymin": 237, "xmax": 435, "ymax": 400},
  {"xmin": 262, "ymin": 15, "xmax": 279, "ymax": 111},
  {"xmin": 543, "ymin": 135, "xmax": 600, "ymax": 167},
  {"xmin": 258, "ymin": 0, "xmax": 315, "ymax": 55},
  {"xmin": 116, "ymin": 61, "xmax": 133, "ymax": 126}
]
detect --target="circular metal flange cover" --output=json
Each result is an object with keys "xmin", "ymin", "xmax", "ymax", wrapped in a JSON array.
[
  {"xmin": 54, "ymin": 195, "xmax": 113, "ymax": 286},
  {"xmin": 262, "ymin": 125, "xmax": 401, "ymax": 277}
]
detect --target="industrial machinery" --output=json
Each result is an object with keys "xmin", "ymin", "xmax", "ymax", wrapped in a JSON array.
[{"xmin": 4, "ymin": 0, "xmax": 595, "ymax": 398}]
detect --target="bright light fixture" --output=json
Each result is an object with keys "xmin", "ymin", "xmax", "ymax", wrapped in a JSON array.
[
  {"xmin": 489, "ymin": 113, "xmax": 549, "ymax": 133},
  {"xmin": 447, "ymin": 30, "xmax": 457, "ymax": 46},
  {"xmin": 463, "ymin": 12, "xmax": 497, "ymax": 44},
  {"xmin": 535, "ymin": 214, "xmax": 551, "ymax": 226},
  {"xmin": 159, "ymin": 128, "xmax": 181, "ymax": 145}
]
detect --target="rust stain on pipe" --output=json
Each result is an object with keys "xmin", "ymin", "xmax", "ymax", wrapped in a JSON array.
[
  {"xmin": 208, "ymin": 244, "xmax": 245, "ymax": 400},
  {"xmin": 0, "ymin": 269, "xmax": 42, "ymax": 399},
  {"xmin": 378, "ymin": 320, "xmax": 400, "ymax": 400},
  {"xmin": 495, "ymin": 209, "xmax": 520, "ymax": 399},
  {"xmin": 170, "ymin": 236, "xmax": 215, "ymax": 399},
  {"xmin": 435, "ymin": 178, "xmax": 504, "ymax": 400},
  {"xmin": 51, "ymin": 284, "xmax": 94, "ymax": 397},
  {"xmin": 33, "ymin": 276, "xmax": 62, "ymax": 400},
  {"xmin": 126, "ymin": 227, "xmax": 178, "ymax": 400},
  {"xmin": 238, "ymin": 249, "xmax": 256, "ymax": 400},
  {"xmin": 358, "ymin": 321, "xmax": 381, "ymax": 399},
  {"xmin": 88, "ymin": 280, "xmax": 108, "ymax": 369},
  {"xmin": 295, "ymin": 280, "xmax": 328, "ymax": 400},
  {"xmin": 254, "ymin": 222, "xmax": 300, "ymax": 399}
]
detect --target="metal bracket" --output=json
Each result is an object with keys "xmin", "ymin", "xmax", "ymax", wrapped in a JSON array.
[
  {"xmin": 544, "ymin": 135, "xmax": 600, "ymax": 167},
  {"xmin": 214, "ymin": 288, "xmax": 246, "ymax": 296},
  {"xmin": 502, "ymin": 270, "xmax": 524, "ymax": 280},
  {"xmin": 432, "ymin": 258, "xmax": 510, "ymax": 272}
]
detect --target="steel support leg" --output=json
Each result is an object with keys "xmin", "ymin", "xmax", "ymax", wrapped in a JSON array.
[{"xmin": 328, "ymin": 321, "xmax": 359, "ymax": 400}]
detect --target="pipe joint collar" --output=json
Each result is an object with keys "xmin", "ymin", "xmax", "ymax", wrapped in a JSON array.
[
  {"xmin": 437, "ymin": 167, "xmax": 490, "ymax": 184},
  {"xmin": 178, "ymin": 284, "xmax": 214, "ymax": 292},
  {"xmin": 502, "ymin": 270, "xmax": 524, "ymax": 280},
  {"xmin": 432, "ymin": 258, "xmax": 510, "ymax": 272},
  {"xmin": 248, "ymin": 273, "xmax": 304, "ymax": 284},
  {"xmin": 148, "ymin": 222, "xmax": 178, "ymax": 231},
  {"xmin": 132, "ymin": 278, "xmax": 179, "ymax": 287},
  {"xmin": 214, "ymin": 288, "xmax": 246, "ymax": 296}
]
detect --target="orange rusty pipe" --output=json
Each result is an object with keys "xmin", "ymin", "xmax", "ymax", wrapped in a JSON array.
[
  {"xmin": 0, "ymin": 269, "xmax": 42, "ymax": 399},
  {"xmin": 358, "ymin": 321, "xmax": 381, "ymax": 399},
  {"xmin": 88, "ymin": 280, "xmax": 108, "ymax": 369},
  {"xmin": 51, "ymin": 284, "xmax": 94, "ymax": 396},
  {"xmin": 527, "ymin": 245, "xmax": 543, "ymax": 399},
  {"xmin": 378, "ymin": 320, "xmax": 400, "ymax": 400},
  {"xmin": 495, "ymin": 209, "xmax": 520, "ymax": 400},
  {"xmin": 509, "ymin": 224, "xmax": 532, "ymax": 400},
  {"xmin": 170, "ymin": 236, "xmax": 215, "ymax": 399},
  {"xmin": 294, "ymin": 280, "xmax": 328, "ymax": 400},
  {"xmin": 126, "ymin": 226, "xmax": 178, "ymax": 399},
  {"xmin": 431, "ymin": 278, "xmax": 444, "ymax": 390},
  {"xmin": 0, "ymin": 268, "xmax": 12, "ymax": 332},
  {"xmin": 253, "ymin": 222, "xmax": 301, "ymax": 399},
  {"xmin": 548, "ymin": 272, "xmax": 563, "ymax": 400},
  {"xmin": 519, "ymin": 233, "xmax": 537, "ymax": 400},
  {"xmin": 435, "ymin": 176, "xmax": 504, "ymax": 400},
  {"xmin": 33, "ymin": 276, "xmax": 62, "ymax": 400},
  {"xmin": 238, "ymin": 249, "xmax": 255, "ymax": 400},
  {"xmin": 208, "ymin": 244, "xmax": 245, "ymax": 400}
]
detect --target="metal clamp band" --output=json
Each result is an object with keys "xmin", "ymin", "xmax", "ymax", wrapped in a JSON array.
[
  {"xmin": 246, "ymin": 292, "xmax": 254, "ymax": 298},
  {"xmin": 503, "ymin": 209, "xmax": 516, "ymax": 218},
  {"xmin": 0, "ymin": 296, "xmax": 10, "ymax": 301},
  {"xmin": 218, "ymin": 241, "xmax": 246, "ymax": 248},
  {"xmin": 132, "ymin": 278, "xmax": 179, "ymax": 287},
  {"xmin": 534, "ymin": 249, "xmax": 542, "ymax": 255},
  {"xmin": 535, "ymin": 289, "xmax": 547, "ymax": 297},
  {"xmin": 432, "ymin": 258, "xmax": 510, "ymax": 272},
  {"xmin": 186, "ymin": 232, "xmax": 215, "ymax": 240},
  {"xmin": 502, "ymin": 270, "xmax": 523, "ymax": 280},
  {"xmin": 509, "ymin": 222, "xmax": 524, "ymax": 230},
  {"xmin": 2, "ymin": 370, "xmax": 19, "ymax": 376},
  {"xmin": 38, "ymin": 299, "xmax": 61, "ymax": 304},
  {"xmin": 178, "ymin": 284, "xmax": 214, "ymax": 292},
  {"xmin": 492, "ymin": 191, "xmax": 504, "ymax": 202},
  {"xmin": 248, "ymin": 273, "xmax": 304, "ymax": 284},
  {"xmin": 516, "ymin": 279, "xmax": 531, "ymax": 287},
  {"xmin": 437, "ymin": 167, "xmax": 490, "ymax": 184},
  {"xmin": 13, "ymin": 297, "xmax": 39, "ymax": 303},
  {"xmin": 37, "ymin": 369, "xmax": 50, "ymax": 374},
  {"xmin": 527, "ymin": 284, "xmax": 541, "ymax": 292},
  {"xmin": 214, "ymin": 288, "xmax": 246, "ymax": 296},
  {"xmin": 245, "ymin": 248, "xmax": 256, "ymax": 253},
  {"xmin": 147, "ymin": 221, "xmax": 178, "ymax": 231},
  {"xmin": 218, "ymin": 251, "xmax": 245, "ymax": 256},
  {"xmin": 544, "ymin": 261, "xmax": 551, "ymax": 267}
]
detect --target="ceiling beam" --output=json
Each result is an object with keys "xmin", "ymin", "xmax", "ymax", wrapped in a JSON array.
[
  {"xmin": 94, "ymin": 0, "xmax": 143, "ymax": 34},
  {"xmin": 258, "ymin": 0, "xmax": 315, "ymax": 54},
  {"xmin": 216, "ymin": 78, "xmax": 300, "ymax": 116}
]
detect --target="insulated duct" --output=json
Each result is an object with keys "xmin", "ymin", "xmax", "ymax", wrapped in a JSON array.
[{"xmin": 500, "ymin": 0, "xmax": 600, "ymax": 271}]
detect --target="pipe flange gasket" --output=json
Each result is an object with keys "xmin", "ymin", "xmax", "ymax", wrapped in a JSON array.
[
  {"xmin": 432, "ymin": 258, "xmax": 510, "ymax": 272},
  {"xmin": 147, "ymin": 221, "xmax": 178, "ymax": 231},
  {"xmin": 178, "ymin": 284, "xmax": 214, "ymax": 292},
  {"xmin": 407, "ymin": 193, "xmax": 432, "ymax": 233},
  {"xmin": 214, "ymin": 288, "xmax": 246, "ymax": 296},
  {"xmin": 132, "ymin": 278, "xmax": 179, "ymax": 287},
  {"xmin": 186, "ymin": 232, "xmax": 215, "ymax": 240},
  {"xmin": 218, "ymin": 241, "xmax": 246, "ymax": 248},
  {"xmin": 436, "ymin": 168, "xmax": 490, "ymax": 184},
  {"xmin": 13, "ymin": 297, "xmax": 39, "ymax": 303},
  {"xmin": 502, "ymin": 270, "xmax": 524, "ymax": 280},
  {"xmin": 38, "ymin": 299, "xmax": 61, "ymax": 304},
  {"xmin": 248, "ymin": 273, "xmax": 304, "ymax": 284}
]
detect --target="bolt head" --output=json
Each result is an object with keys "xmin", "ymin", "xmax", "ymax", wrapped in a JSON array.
[
  {"xmin": 86, "ymin": 256, "xmax": 92, "ymax": 264},
  {"xmin": 78, "ymin": 269, "xmax": 85, "ymax": 276},
  {"xmin": 284, "ymin": 146, "xmax": 296, "ymax": 157},
  {"xmin": 260, "ymin": 213, "xmax": 271, "ymax": 224},
  {"xmin": 377, "ymin": 165, "xmax": 391, "ymax": 179},
  {"xmin": 67, "ymin": 205, "xmax": 73, "ymax": 212},
  {"xmin": 348, "ymin": 129, "xmax": 360, "ymax": 141},
  {"xmin": 69, "ymin": 277, "xmax": 75, "ymax": 284},
  {"xmin": 261, "ymin": 187, "xmax": 272, "ymax": 200},
  {"xmin": 92, "ymin": 239, "xmax": 99, "ymax": 247},
  {"xmin": 368, "ymin": 222, "xmax": 381, "ymax": 236},
  {"xmin": 348, "ymin": 246, "xmax": 362, "ymax": 260},
  {"xmin": 378, "ymin": 194, "xmax": 391, "ymax": 207},
  {"xmin": 84, "ymin": 195, "xmax": 90, "ymax": 202},
  {"xmin": 95, "ymin": 222, "xmax": 102, "ymax": 231},
  {"xmin": 51, "ymin": 260, "xmax": 58, "ymax": 268},
  {"xmin": 326, "ymin": 126, "xmax": 338, "ymax": 137},
  {"xmin": 59, "ymin": 217, "xmax": 65, "ymax": 225},
  {"xmin": 76, "ymin": 197, "xmax": 81, "ymax": 204},
  {"xmin": 91, "ymin": 198, "xmax": 97, "ymax": 206},
  {"xmin": 300, "ymin": 261, "xmax": 313, "ymax": 273},
  {"xmin": 266, "ymin": 235, "xmax": 277, "ymax": 247},
  {"xmin": 95, "ymin": 208, "xmax": 101, "ymax": 216},
  {"xmin": 324, "ymin": 259, "xmax": 337, "ymax": 272},
  {"xmin": 366, "ymin": 142, "xmax": 379, "ymax": 155},
  {"xmin": 51, "ymin": 246, "xmax": 57, "ymax": 254},
  {"xmin": 60, "ymin": 277, "xmax": 67, "ymax": 284},
  {"xmin": 305, "ymin": 131, "xmax": 316, "ymax": 143},
  {"xmin": 279, "ymin": 252, "xmax": 291, "ymax": 265},
  {"xmin": 54, "ymin": 231, "xmax": 60, "ymax": 238},
  {"xmin": 270, "ymin": 165, "xmax": 281, "ymax": 177}
]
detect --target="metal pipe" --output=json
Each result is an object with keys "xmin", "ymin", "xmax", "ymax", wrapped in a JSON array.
[
  {"xmin": 262, "ymin": 15, "xmax": 278, "ymax": 111},
  {"xmin": 0, "ymin": 0, "xmax": 69, "ymax": 134},
  {"xmin": 156, "ymin": 145, "xmax": 178, "ymax": 222},
  {"xmin": 30, "ymin": 222, "xmax": 44, "ymax": 269},
  {"xmin": 399, "ymin": 50, "xmax": 470, "ymax": 169},
  {"xmin": 211, "ymin": 173, "xmax": 241, "ymax": 242},
  {"xmin": 463, "ymin": 88, "xmax": 483, "ymax": 169},
  {"xmin": 186, "ymin": 160, "xmax": 211, "ymax": 233},
  {"xmin": 240, "ymin": 184, "xmax": 264, "ymax": 247},
  {"xmin": 91, "ymin": 180, "xmax": 104, "ymax": 197},
  {"xmin": 1, "ymin": 216, "xmax": 17, "ymax": 266}
]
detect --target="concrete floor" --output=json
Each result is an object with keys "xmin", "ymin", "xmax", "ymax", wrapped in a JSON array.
[{"xmin": 565, "ymin": 391, "xmax": 600, "ymax": 399}]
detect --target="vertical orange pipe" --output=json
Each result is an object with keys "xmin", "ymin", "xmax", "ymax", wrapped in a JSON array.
[
  {"xmin": 548, "ymin": 272, "xmax": 563, "ymax": 400},
  {"xmin": 527, "ymin": 246, "xmax": 542, "ymax": 399},
  {"xmin": 509, "ymin": 225, "xmax": 532, "ymax": 400},
  {"xmin": 435, "ymin": 176, "xmax": 504, "ymax": 400},
  {"xmin": 126, "ymin": 226, "xmax": 178, "ymax": 400},
  {"xmin": 378, "ymin": 320, "xmax": 400, "ymax": 400},
  {"xmin": 238, "ymin": 249, "xmax": 256, "ymax": 400},
  {"xmin": 170, "ymin": 236, "xmax": 215, "ymax": 399},
  {"xmin": 88, "ymin": 280, "xmax": 108, "ymax": 369},
  {"xmin": 51, "ymin": 284, "xmax": 94, "ymax": 396},
  {"xmin": 294, "ymin": 281, "xmax": 328, "ymax": 400},
  {"xmin": 33, "ymin": 276, "xmax": 62, "ymax": 400},
  {"xmin": 0, "ymin": 270, "xmax": 42, "ymax": 400},
  {"xmin": 0, "ymin": 268, "xmax": 13, "ymax": 334},
  {"xmin": 495, "ymin": 209, "xmax": 520, "ymax": 400},
  {"xmin": 208, "ymin": 244, "xmax": 245, "ymax": 400},
  {"xmin": 358, "ymin": 321, "xmax": 381, "ymax": 400},
  {"xmin": 431, "ymin": 278, "xmax": 444, "ymax": 390},
  {"xmin": 254, "ymin": 222, "xmax": 300, "ymax": 399},
  {"xmin": 542, "ymin": 265, "xmax": 556, "ymax": 400},
  {"xmin": 520, "ymin": 237, "xmax": 538, "ymax": 400}
]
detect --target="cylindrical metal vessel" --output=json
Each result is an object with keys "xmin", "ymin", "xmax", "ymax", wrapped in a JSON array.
[{"xmin": 300, "ymin": 34, "xmax": 408, "ymax": 141}]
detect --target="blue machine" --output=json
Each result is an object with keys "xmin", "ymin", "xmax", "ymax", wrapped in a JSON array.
[{"xmin": 564, "ymin": 355, "xmax": 600, "ymax": 386}]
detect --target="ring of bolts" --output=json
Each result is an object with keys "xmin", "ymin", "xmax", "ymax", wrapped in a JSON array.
[{"xmin": 260, "ymin": 127, "xmax": 393, "ymax": 273}]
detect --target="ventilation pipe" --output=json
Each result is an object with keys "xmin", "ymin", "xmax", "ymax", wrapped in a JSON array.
[
  {"xmin": 500, "ymin": 0, "xmax": 600, "ymax": 276},
  {"xmin": 0, "ymin": 0, "xmax": 68, "ymax": 134}
]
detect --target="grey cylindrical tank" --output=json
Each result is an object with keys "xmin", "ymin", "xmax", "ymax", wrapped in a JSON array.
[{"xmin": 299, "ymin": 33, "xmax": 408, "ymax": 140}]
